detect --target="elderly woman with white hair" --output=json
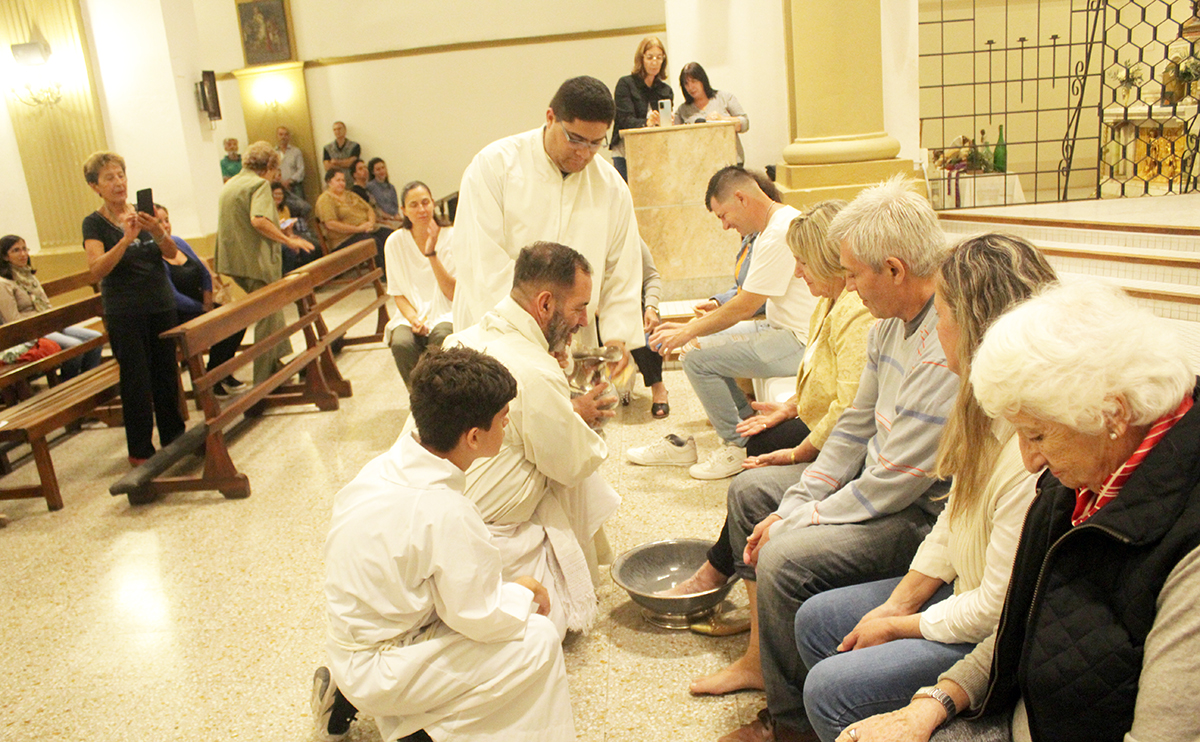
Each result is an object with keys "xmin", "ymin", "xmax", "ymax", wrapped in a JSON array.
[{"xmin": 836, "ymin": 279, "xmax": 1200, "ymax": 742}]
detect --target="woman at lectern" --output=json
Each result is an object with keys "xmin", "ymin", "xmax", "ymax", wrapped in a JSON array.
[{"xmin": 674, "ymin": 62, "xmax": 750, "ymax": 165}]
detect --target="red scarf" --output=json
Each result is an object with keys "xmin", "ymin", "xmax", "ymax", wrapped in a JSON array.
[{"xmin": 1071, "ymin": 395, "xmax": 1195, "ymax": 525}]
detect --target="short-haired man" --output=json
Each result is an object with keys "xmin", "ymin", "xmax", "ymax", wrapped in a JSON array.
[
  {"xmin": 630, "ymin": 166, "xmax": 817, "ymax": 480},
  {"xmin": 275, "ymin": 125, "xmax": 306, "ymax": 200},
  {"xmin": 705, "ymin": 177, "xmax": 959, "ymax": 742},
  {"xmin": 215, "ymin": 140, "xmax": 315, "ymax": 383},
  {"xmin": 444, "ymin": 242, "xmax": 616, "ymax": 637},
  {"xmin": 315, "ymin": 346, "xmax": 575, "ymax": 742},
  {"xmin": 322, "ymin": 121, "xmax": 360, "ymax": 172},
  {"xmin": 450, "ymin": 76, "xmax": 643, "ymax": 362}
]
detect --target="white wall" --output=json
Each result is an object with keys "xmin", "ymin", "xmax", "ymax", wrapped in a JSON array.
[
  {"xmin": 664, "ymin": 0, "xmax": 790, "ymax": 173},
  {"xmin": 80, "ymin": 0, "xmax": 227, "ymax": 238},
  {"xmin": 0, "ymin": 0, "xmax": 666, "ymax": 243},
  {"xmin": 0, "ymin": 101, "xmax": 39, "ymax": 250},
  {"xmin": 304, "ymin": 35, "xmax": 655, "ymax": 199},
  {"xmin": 881, "ymin": 0, "xmax": 922, "ymax": 163}
]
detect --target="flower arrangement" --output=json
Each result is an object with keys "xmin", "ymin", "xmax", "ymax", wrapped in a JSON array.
[
  {"xmin": 1108, "ymin": 59, "xmax": 1146, "ymax": 89},
  {"xmin": 1178, "ymin": 55, "xmax": 1200, "ymax": 84}
]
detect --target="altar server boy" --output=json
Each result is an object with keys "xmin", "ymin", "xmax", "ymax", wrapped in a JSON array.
[{"xmin": 314, "ymin": 346, "xmax": 575, "ymax": 742}]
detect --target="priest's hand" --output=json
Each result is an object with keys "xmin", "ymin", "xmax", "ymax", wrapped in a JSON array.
[
  {"xmin": 514, "ymin": 576, "xmax": 551, "ymax": 616},
  {"xmin": 573, "ymin": 381, "xmax": 616, "ymax": 427}
]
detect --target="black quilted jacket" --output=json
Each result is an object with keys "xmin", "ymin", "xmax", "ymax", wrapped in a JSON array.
[{"xmin": 970, "ymin": 381, "xmax": 1200, "ymax": 742}]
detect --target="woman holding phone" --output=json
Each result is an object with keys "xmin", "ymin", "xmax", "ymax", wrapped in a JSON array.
[
  {"xmin": 610, "ymin": 36, "xmax": 674, "ymax": 181},
  {"xmin": 81, "ymin": 151, "xmax": 185, "ymax": 468}
]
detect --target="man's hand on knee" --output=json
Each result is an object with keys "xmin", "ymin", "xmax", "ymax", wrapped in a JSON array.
[{"xmin": 744, "ymin": 514, "xmax": 782, "ymax": 568}]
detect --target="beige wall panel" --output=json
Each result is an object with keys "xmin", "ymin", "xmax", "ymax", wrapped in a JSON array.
[{"xmin": 1, "ymin": 0, "xmax": 106, "ymax": 250}]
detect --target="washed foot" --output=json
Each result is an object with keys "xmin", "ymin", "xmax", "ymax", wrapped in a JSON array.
[{"xmin": 690, "ymin": 656, "xmax": 765, "ymax": 695}]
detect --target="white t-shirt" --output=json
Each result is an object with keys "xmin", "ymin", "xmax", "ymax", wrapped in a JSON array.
[
  {"xmin": 383, "ymin": 226, "xmax": 455, "ymax": 333},
  {"xmin": 740, "ymin": 204, "xmax": 817, "ymax": 343}
]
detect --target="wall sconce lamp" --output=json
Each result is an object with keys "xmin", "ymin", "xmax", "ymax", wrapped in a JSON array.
[
  {"xmin": 10, "ymin": 41, "xmax": 62, "ymax": 107},
  {"xmin": 253, "ymin": 76, "xmax": 292, "ymax": 111}
]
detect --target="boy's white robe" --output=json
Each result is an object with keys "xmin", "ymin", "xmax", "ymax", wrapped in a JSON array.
[{"xmin": 324, "ymin": 433, "xmax": 575, "ymax": 742}]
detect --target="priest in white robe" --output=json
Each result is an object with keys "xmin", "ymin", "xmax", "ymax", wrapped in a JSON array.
[
  {"xmin": 445, "ymin": 242, "xmax": 618, "ymax": 637},
  {"xmin": 450, "ymin": 76, "xmax": 643, "ymax": 354},
  {"xmin": 320, "ymin": 347, "xmax": 574, "ymax": 742}
]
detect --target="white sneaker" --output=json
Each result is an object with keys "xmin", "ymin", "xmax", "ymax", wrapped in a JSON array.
[
  {"xmin": 689, "ymin": 444, "xmax": 747, "ymax": 480},
  {"xmin": 626, "ymin": 434, "xmax": 698, "ymax": 466}
]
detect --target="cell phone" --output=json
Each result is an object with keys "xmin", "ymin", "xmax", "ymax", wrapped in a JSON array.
[
  {"xmin": 657, "ymin": 99, "xmax": 671, "ymax": 125},
  {"xmin": 136, "ymin": 188, "xmax": 155, "ymax": 215}
]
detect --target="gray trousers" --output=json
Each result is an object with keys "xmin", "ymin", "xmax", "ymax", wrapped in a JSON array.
[
  {"xmin": 726, "ymin": 465, "xmax": 937, "ymax": 732},
  {"xmin": 231, "ymin": 276, "xmax": 293, "ymax": 384},
  {"xmin": 389, "ymin": 322, "xmax": 453, "ymax": 389}
]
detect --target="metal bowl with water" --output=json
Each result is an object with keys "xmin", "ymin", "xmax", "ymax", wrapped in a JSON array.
[{"xmin": 611, "ymin": 538, "xmax": 739, "ymax": 629}]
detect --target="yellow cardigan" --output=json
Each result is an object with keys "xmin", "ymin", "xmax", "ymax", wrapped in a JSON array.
[{"xmin": 795, "ymin": 289, "xmax": 875, "ymax": 450}]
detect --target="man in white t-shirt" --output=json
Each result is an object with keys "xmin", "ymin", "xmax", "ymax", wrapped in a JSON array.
[{"xmin": 634, "ymin": 167, "xmax": 816, "ymax": 479}]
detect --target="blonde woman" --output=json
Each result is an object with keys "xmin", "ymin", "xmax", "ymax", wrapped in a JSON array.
[
  {"xmin": 610, "ymin": 36, "xmax": 673, "ymax": 181},
  {"xmin": 738, "ymin": 204, "xmax": 875, "ymax": 466},
  {"xmin": 795, "ymin": 235, "xmax": 1057, "ymax": 741},
  {"xmin": 660, "ymin": 203, "xmax": 872, "ymax": 625}
]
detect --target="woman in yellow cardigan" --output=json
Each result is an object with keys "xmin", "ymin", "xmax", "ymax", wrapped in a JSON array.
[
  {"xmin": 663, "ymin": 204, "xmax": 875, "ymax": 622},
  {"xmin": 738, "ymin": 207, "xmax": 875, "ymax": 467}
]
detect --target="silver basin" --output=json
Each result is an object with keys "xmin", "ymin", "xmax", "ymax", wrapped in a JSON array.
[{"xmin": 611, "ymin": 538, "xmax": 739, "ymax": 629}]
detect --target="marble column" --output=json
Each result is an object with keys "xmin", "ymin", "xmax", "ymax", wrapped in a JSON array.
[{"xmin": 776, "ymin": 0, "xmax": 917, "ymax": 208}]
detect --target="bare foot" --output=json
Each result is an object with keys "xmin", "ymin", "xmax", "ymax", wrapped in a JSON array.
[
  {"xmin": 651, "ymin": 382, "xmax": 669, "ymax": 405},
  {"xmin": 657, "ymin": 561, "xmax": 727, "ymax": 596},
  {"xmin": 689, "ymin": 655, "xmax": 765, "ymax": 695}
]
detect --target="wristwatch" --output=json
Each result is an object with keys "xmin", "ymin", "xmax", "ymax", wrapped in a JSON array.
[{"xmin": 912, "ymin": 685, "xmax": 957, "ymax": 726}]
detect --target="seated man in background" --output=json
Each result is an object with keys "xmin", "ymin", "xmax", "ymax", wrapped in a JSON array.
[
  {"xmin": 632, "ymin": 166, "xmax": 816, "ymax": 480},
  {"xmin": 445, "ymin": 241, "xmax": 617, "ymax": 638},
  {"xmin": 705, "ymin": 177, "xmax": 959, "ymax": 742},
  {"xmin": 315, "ymin": 346, "xmax": 574, "ymax": 742}
]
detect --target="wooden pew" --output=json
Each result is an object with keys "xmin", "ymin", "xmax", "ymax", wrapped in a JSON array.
[
  {"xmin": 0, "ymin": 294, "xmax": 122, "ymax": 510},
  {"xmin": 0, "ymin": 294, "xmax": 110, "ymax": 399},
  {"xmin": 109, "ymin": 241, "xmax": 387, "ymax": 504},
  {"xmin": 293, "ymin": 238, "xmax": 389, "ymax": 349},
  {"xmin": 40, "ymin": 269, "xmax": 100, "ymax": 300}
]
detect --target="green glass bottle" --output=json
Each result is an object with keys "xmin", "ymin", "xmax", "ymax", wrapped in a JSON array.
[{"xmin": 994, "ymin": 125, "xmax": 1008, "ymax": 172}]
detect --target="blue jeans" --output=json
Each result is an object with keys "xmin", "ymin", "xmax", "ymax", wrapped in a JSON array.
[
  {"xmin": 46, "ymin": 325, "xmax": 103, "ymax": 380},
  {"xmin": 682, "ymin": 327, "xmax": 803, "ymax": 446},
  {"xmin": 796, "ymin": 578, "xmax": 972, "ymax": 742}
]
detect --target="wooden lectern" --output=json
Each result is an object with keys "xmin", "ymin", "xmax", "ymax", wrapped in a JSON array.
[{"xmin": 623, "ymin": 121, "xmax": 739, "ymax": 301}]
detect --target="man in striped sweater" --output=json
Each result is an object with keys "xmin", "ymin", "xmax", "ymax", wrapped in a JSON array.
[{"xmin": 705, "ymin": 177, "xmax": 960, "ymax": 742}]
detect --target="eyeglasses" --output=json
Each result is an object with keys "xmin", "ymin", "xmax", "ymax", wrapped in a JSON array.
[
  {"xmin": 644, "ymin": 53, "xmax": 665, "ymax": 61},
  {"xmin": 558, "ymin": 121, "xmax": 608, "ymax": 151}
]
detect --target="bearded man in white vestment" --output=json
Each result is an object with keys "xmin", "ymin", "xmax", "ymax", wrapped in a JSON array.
[
  {"xmin": 316, "ymin": 347, "xmax": 575, "ymax": 742},
  {"xmin": 450, "ymin": 75, "xmax": 643, "ymax": 362},
  {"xmin": 445, "ymin": 242, "xmax": 617, "ymax": 638}
]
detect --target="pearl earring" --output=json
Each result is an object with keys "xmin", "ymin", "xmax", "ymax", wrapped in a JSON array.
[{"xmin": 1109, "ymin": 430, "xmax": 1118, "ymax": 440}]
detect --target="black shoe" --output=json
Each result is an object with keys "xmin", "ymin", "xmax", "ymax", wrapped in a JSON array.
[{"xmin": 211, "ymin": 381, "xmax": 230, "ymax": 399}]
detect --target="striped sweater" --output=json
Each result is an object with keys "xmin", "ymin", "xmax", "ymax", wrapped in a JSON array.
[{"xmin": 772, "ymin": 297, "xmax": 959, "ymax": 532}]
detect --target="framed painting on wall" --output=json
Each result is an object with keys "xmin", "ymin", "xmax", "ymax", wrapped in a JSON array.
[{"xmin": 236, "ymin": 0, "xmax": 296, "ymax": 66}]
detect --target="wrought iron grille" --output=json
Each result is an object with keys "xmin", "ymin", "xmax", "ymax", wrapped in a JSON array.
[
  {"xmin": 919, "ymin": 0, "xmax": 1200, "ymax": 209},
  {"xmin": 1097, "ymin": 0, "xmax": 1200, "ymax": 197},
  {"xmin": 919, "ymin": 0, "xmax": 1104, "ymax": 208}
]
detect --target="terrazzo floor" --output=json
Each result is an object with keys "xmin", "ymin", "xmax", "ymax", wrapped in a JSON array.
[{"xmin": 0, "ymin": 296, "xmax": 766, "ymax": 741}]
